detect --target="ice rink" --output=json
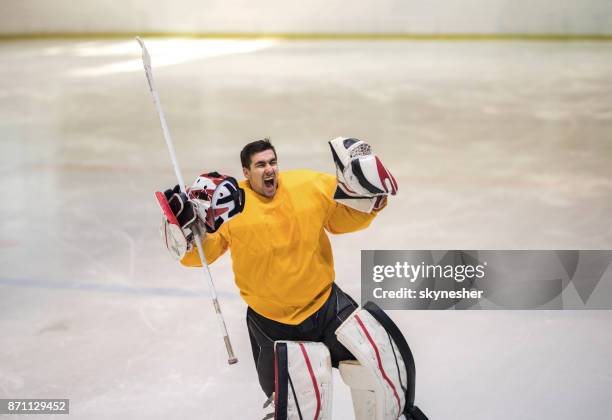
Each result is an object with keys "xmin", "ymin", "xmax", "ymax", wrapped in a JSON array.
[{"xmin": 1, "ymin": 38, "xmax": 612, "ymax": 419}]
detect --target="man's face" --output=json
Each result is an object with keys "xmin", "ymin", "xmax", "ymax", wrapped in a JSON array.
[{"xmin": 243, "ymin": 149, "xmax": 278, "ymax": 198}]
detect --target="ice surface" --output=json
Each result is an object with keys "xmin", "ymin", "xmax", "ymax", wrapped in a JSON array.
[{"xmin": 0, "ymin": 39, "xmax": 611, "ymax": 419}]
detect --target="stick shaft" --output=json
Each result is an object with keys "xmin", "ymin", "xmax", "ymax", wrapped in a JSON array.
[
  {"xmin": 150, "ymin": 89, "xmax": 186, "ymax": 192},
  {"xmin": 136, "ymin": 37, "xmax": 237, "ymax": 364},
  {"xmin": 193, "ymin": 230, "xmax": 237, "ymax": 363}
]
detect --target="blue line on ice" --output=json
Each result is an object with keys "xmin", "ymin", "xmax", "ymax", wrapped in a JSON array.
[{"xmin": 0, "ymin": 277, "xmax": 239, "ymax": 299}]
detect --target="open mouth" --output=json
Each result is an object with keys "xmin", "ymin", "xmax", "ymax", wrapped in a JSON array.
[{"xmin": 263, "ymin": 177, "xmax": 275, "ymax": 188}]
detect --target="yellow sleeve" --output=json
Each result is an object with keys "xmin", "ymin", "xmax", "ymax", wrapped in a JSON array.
[
  {"xmin": 321, "ymin": 173, "xmax": 386, "ymax": 234},
  {"xmin": 180, "ymin": 226, "xmax": 229, "ymax": 267},
  {"xmin": 325, "ymin": 200, "xmax": 385, "ymax": 234}
]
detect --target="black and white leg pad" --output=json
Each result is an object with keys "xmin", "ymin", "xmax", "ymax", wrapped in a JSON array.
[
  {"xmin": 274, "ymin": 341, "xmax": 333, "ymax": 420},
  {"xmin": 336, "ymin": 302, "xmax": 427, "ymax": 420}
]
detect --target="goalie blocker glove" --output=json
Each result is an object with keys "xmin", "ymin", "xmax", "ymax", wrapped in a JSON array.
[
  {"xmin": 156, "ymin": 172, "xmax": 245, "ymax": 260},
  {"xmin": 329, "ymin": 137, "xmax": 398, "ymax": 213},
  {"xmin": 156, "ymin": 186, "xmax": 199, "ymax": 260}
]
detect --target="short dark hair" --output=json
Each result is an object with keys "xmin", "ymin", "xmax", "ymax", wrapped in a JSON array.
[{"xmin": 240, "ymin": 138, "xmax": 276, "ymax": 169}]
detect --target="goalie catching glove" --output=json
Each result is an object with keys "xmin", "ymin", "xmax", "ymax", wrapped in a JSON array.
[
  {"xmin": 156, "ymin": 172, "xmax": 245, "ymax": 260},
  {"xmin": 329, "ymin": 137, "xmax": 398, "ymax": 213}
]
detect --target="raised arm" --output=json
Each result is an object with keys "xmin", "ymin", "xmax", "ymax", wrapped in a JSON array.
[
  {"xmin": 325, "ymin": 198, "xmax": 385, "ymax": 234},
  {"xmin": 180, "ymin": 228, "xmax": 229, "ymax": 266}
]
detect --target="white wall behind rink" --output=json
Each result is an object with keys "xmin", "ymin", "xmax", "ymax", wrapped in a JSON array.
[{"xmin": 1, "ymin": 0, "xmax": 611, "ymax": 35}]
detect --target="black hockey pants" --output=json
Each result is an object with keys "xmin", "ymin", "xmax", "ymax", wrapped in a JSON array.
[{"xmin": 246, "ymin": 283, "xmax": 358, "ymax": 397}]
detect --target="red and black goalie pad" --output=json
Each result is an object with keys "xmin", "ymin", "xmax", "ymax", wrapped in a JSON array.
[
  {"xmin": 273, "ymin": 341, "xmax": 333, "ymax": 420},
  {"xmin": 274, "ymin": 343, "xmax": 290, "ymax": 420},
  {"xmin": 362, "ymin": 301, "xmax": 428, "ymax": 420}
]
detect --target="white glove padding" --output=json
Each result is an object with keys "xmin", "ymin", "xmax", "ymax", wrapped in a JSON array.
[
  {"xmin": 156, "ymin": 173, "xmax": 245, "ymax": 260},
  {"xmin": 156, "ymin": 186, "xmax": 203, "ymax": 260},
  {"xmin": 329, "ymin": 137, "xmax": 397, "ymax": 213},
  {"xmin": 333, "ymin": 191, "xmax": 388, "ymax": 213}
]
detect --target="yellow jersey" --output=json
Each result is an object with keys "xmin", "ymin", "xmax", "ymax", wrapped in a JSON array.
[{"xmin": 181, "ymin": 169, "xmax": 382, "ymax": 324}]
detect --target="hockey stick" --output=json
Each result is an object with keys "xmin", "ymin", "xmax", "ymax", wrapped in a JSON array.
[{"xmin": 136, "ymin": 37, "xmax": 238, "ymax": 365}]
